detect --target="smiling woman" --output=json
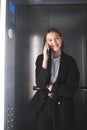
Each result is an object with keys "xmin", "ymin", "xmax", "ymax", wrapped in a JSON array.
[
  {"xmin": 27, "ymin": 28, "xmax": 80, "ymax": 130},
  {"xmin": 0, "ymin": 0, "xmax": 6, "ymax": 130}
]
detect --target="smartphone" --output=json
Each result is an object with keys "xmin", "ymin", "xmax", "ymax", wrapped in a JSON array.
[{"xmin": 47, "ymin": 46, "xmax": 51, "ymax": 54}]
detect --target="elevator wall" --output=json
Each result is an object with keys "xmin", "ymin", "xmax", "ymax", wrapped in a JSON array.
[
  {"xmin": 15, "ymin": 5, "xmax": 87, "ymax": 130},
  {"xmin": 15, "ymin": 5, "xmax": 87, "ymax": 96}
]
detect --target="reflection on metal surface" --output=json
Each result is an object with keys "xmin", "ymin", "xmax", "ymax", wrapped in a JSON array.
[
  {"xmin": 28, "ymin": 0, "xmax": 87, "ymax": 5},
  {"xmin": 8, "ymin": 29, "xmax": 14, "ymax": 39},
  {"xmin": 28, "ymin": 34, "xmax": 42, "ymax": 97},
  {"xmin": 78, "ymin": 87, "xmax": 87, "ymax": 92}
]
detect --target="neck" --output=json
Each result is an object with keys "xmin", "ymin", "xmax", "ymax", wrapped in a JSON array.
[{"xmin": 53, "ymin": 50, "xmax": 62, "ymax": 58}]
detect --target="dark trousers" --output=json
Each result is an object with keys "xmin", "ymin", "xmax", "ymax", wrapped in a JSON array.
[
  {"xmin": 26, "ymin": 95, "xmax": 75, "ymax": 130},
  {"xmin": 37, "ymin": 97, "xmax": 59, "ymax": 130},
  {"xmin": 38, "ymin": 108, "xmax": 53, "ymax": 130},
  {"xmin": 37, "ymin": 97, "xmax": 75, "ymax": 130}
]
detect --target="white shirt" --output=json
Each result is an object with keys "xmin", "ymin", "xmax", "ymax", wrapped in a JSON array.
[{"xmin": 50, "ymin": 56, "xmax": 61, "ymax": 83}]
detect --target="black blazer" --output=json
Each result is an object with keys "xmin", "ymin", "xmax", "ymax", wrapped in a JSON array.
[
  {"xmin": 35, "ymin": 51, "xmax": 80, "ymax": 98},
  {"xmin": 26, "ymin": 52, "xmax": 80, "ymax": 130}
]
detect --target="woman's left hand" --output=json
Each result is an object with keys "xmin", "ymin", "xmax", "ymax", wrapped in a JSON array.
[{"xmin": 48, "ymin": 84, "xmax": 54, "ymax": 91}]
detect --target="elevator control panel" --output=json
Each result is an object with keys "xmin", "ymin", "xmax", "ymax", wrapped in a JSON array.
[{"xmin": 6, "ymin": 105, "xmax": 14, "ymax": 130}]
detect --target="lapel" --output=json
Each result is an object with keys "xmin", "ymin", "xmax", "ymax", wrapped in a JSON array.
[{"xmin": 57, "ymin": 52, "xmax": 68, "ymax": 83}]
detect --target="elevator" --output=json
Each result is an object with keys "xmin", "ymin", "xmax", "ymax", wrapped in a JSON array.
[{"xmin": 4, "ymin": 0, "xmax": 87, "ymax": 130}]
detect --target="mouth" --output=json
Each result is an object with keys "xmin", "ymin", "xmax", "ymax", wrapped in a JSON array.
[{"xmin": 51, "ymin": 44, "xmax": 59, "ymax": 48}]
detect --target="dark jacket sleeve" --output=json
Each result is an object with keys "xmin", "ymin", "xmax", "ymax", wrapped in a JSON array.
[
  {"xmin": 35, "ymin": 53, "xmax": 80, "ymax": 97},
  {"xmin": 35, "ymin": 54, "xmax": 50, "ymax": 88},
  {"xmin": 65, "ymin": 58, "xmax": 80, "ymax": 96},
  {"xmin": 53, "ymin": 57, "xmax": 80, "ymax": 97}
]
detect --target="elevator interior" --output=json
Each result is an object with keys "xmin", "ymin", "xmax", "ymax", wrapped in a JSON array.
[{"xmin": 5, "ymin": 0, "xmax": 87, "ymax": 130}]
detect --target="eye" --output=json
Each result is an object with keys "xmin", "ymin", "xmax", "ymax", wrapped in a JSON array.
[
  {"xmin": 47, "ymin": 39, "xmax": 52, "ymax": 42},
  {"xmin": 55, "ymin": 36, "xmax": 60, "ymax": 40},
  {"xmin": 49, "ymin": 39, "xmax": 52, "ymax": 41}
]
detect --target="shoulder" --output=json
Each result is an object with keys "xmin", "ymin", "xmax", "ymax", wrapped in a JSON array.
[
  {"xmin": 62, "ymin": 52, "xmax": 76, "ymax": 63},
  {"xmin": 61, "ymin": 52, "xmax": 78, "ymax": 69},
  {"xmin": 35, "ymin": 54, "xmax": 43, "ymax": 65},
  {"xmin": 62, "ymin": 52, "xmax": 80, "ymax": 78},
  {"xmin": 36, "ymin": 54, "xmax": 43, "ymax": 61}
]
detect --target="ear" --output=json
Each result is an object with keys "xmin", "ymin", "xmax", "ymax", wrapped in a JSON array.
[
  {"xmin": 61, "ymin": 37, "xmax": 64, "ymax": 50},
  {"xmin": 60, "ymin": 37, "xmax": 63, "ymax": 44}
]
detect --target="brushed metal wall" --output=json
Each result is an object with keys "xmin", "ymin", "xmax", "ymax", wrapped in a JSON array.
[
  {"xmin": 15, "ymin": 5, "xmax": 87, "ymax": 98},
  {"xmin": 14, "ymin": 0, "xmax": 87, "ymax": 5}
]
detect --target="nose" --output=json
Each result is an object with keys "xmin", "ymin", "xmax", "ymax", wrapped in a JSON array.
[{"xmin": 52, "ymin": 38, "xmax": 56, "ymax": 44}]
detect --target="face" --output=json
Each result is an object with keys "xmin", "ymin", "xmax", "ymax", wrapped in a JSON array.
[{"xmin": 46, "ymin": 32, "xmax": 63, "ymax": 52}]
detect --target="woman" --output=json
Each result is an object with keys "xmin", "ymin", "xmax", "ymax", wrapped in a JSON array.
[{"xmin": 27, "ymin": 28, "xmax": 80, "ymax": 130}]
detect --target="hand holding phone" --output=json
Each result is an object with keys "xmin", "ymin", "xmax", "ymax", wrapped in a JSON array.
[
  {"xmin": 43, "ymin": 42, "xmax": 51, "ymax": 60},
  {"xmin": 42, "ymin": 43, "xmax": 51, "ymax": 69},
  {"xmin": 47, "ymin": 45, "xmax": 51, "ymax": 53}
]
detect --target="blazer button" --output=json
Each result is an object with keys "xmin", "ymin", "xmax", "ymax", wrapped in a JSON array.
[{"xmin": 58, "ymin": 101, "xmax": 61, "ymax": 105}]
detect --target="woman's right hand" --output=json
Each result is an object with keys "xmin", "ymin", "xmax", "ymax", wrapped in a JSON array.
[
  {"xmin": 43, "ymin": 42, "xmax": 50, "ymax": 61},
  {"xmin": 42, "ymin": 42, "xmax": 50, "ymax": 69}
]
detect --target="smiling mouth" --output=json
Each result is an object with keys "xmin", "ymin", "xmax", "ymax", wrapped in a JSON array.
[{"xmin": 52, "ymin": 45, "xmax": 59, "ymax": 48}]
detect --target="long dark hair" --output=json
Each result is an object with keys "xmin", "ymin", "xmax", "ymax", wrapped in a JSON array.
[{"xmin": 43, "ymin": 27, "xmax": 64, "ymax": 50}]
